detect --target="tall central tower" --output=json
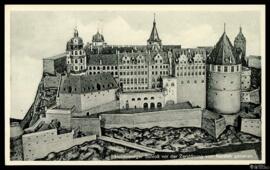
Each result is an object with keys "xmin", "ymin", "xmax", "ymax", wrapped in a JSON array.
[
  {"xmin": 207, "ymin": 26, "xmax": 242, "ymax": 114},
  {"xmin": 147, "ymin": 14, "xmax": 162, "ymax": 51},
  {"xmin": 66, "ymin": 28, "xmax": 87, "ymax": 75}
]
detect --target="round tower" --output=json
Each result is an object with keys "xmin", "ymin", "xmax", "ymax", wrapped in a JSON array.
[
  {"xmin": 66, "ymin": 28, "xmax": 87, "ymax": 75},
  {"xmin": 207, "ymin": 27, "xmax": 242, "ymax": 114}
]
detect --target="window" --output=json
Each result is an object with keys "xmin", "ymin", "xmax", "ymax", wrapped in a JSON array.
[
  {"xmin": 132, "ymin": 98, "xmax": 135, "ymax": 101},
  {"xmin": 144, "ymin": 97, "xmax": 148, "ymax": 100},
  {"xmin": 151, "ymin": 97, "xmax": 155, "ymax": 100},
  {"xmin": 137, "ymin": 98, "xmax": 141, "ymax": 101},
  {"xmin": 218, "ymin": 66, "xmax": 221, "ymax": 72},
  {"xmin": 171, "ymin": 82, "xmax": 175, "ymax": 86},
  {"xmin": 224, "ymin": 66, "xmax": 228, "ymax": 72},
  {"xmin": 231, "ymin": 66, "xmax": 234, "ymax": 72}
]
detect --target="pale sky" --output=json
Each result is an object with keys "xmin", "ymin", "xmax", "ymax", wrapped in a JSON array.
[{"xmin": 9, "ymin": 8, "xmax": 262, "ymax": 119}]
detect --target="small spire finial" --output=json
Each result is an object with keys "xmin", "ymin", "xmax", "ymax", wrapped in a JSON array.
[
  {"xmin": 240, "ymin": 25, "xmax": 242, "ymax": 33},
  {"xmin": 224, "ymin": 23, "xmax": 226, "ymax": 33},
  {"xmin": 154, "ymin": 13, "xmax": 156, "ymax": 23},
  {"xmin": 74, "ymin": 26, "xmax": 78, "ymax": 37}
]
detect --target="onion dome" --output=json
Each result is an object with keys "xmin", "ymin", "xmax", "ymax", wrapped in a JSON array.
[
  {"xmin": 66, "ymin": 28, "xmax": 84, "ymax": 51},
  {"xmin": 209, "ymin": 27, "xmax": 241, "ymax": 65},
  {"xmin": 92, "ymin": 31, "xmax": 105, "ymax": 42}
]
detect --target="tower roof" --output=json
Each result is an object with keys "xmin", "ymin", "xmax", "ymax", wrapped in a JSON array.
[
  {"xmin": 66, "ymin": 28, "xmax": 84, "ymax": 50},
  {"xmin": 235, "ymin": 26, "xmax": 246, "ymax": 41},
  {"xmin": 147, "ymin": 14, "xmax": 161, "ymax": 42},
  {"xmin": 92, "ymin": 31, "xmax": 105, "ymax": 42},
  {"xmin": 209, "ymin": 29, "xmax": 241, "ymax": 65}
]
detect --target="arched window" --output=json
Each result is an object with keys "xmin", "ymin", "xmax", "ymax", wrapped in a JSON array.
[
  {"xmin": 151, "ymin": 97, "xmax": 154, "ymax": 100},
  {"xmin": 143, "ymin": 103, "xmax": 148, "ymax": 109},
  {"xmin": 137, "ymin": 98, "xmax": 141, "ymax": 101},
  {"xmin": 171, "ymin": 82, "xmax": 175, "ymax": 86},
  {"xmin": 97, "ymin": 83, "xmax": 101, "ymax": 90},
  {"xmin": 144, "ymin": 97, "xmax": 148, "ymax": 100},
  {"xmin": 68, "ymin": 86, "xmax": 72, "ymax": 93},
  {"xmin": 150, "ymin": 103, "xmax": 155, "ymax": 109},
  {"xmin": 157, "ymin": 102, "xmax": 162, "ymax": 108}
]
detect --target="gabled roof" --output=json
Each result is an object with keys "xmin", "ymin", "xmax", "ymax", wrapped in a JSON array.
[
  {"xmin": 60, "ymin": 73, "xmax": 118, "ymax": 94},
  {"xmin": 87, "ymin": 54, "xmax": 118, "ymax": 65},
  {"xmin": 209, "ymin": 32, "xmax": 241, "ymax": 65}
]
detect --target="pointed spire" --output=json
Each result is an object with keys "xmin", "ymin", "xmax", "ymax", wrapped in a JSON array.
[
  {"xmin": 224, "ymin": 23, "xmax": 226, "ymax": 33},
  {"xmin": 148, "ymin": 13, "xmax": 161, "ymax": 42},
  {"xmin": 74, "ymin": 27, "xmax": 78, "ymax": 37},
  {"xmin": 240, "ymin": 25, "xmax": 242, "ymax": 33}
]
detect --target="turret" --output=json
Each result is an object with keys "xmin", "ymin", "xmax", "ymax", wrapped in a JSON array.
[
  {"xmin": 234, "ymin": 26, "xmax": 247, "ymax": 66},
  {"xmin": 66, "ymin": 28, "xmax": 87, "ymax": 75}
]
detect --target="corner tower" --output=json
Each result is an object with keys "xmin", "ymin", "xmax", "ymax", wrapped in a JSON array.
[
  {"xmin": 66, "ymin": 28, "xmax": 87, "ymax": 75},
  {"xmin": 207, "ymin": 26, "xmax": 242, "ymax": 114}
]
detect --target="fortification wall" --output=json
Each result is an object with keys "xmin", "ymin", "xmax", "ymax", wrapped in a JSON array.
[
  {"xmin": 119, "ymin": 91, "xmax": 165, "ymax": 109},
  {"xmin": 73, "ymin": 100, "xmax": 120, "ymax": 117},
  {"xmin": 43, "ymin": 59, "xmax": 55, "ymax": 75},
  {"xmin": 59, "ymin": 93, "xmax": 81, "ymax": 112},
  {"xmin": 100, "ymin": 108, "xmax": 202, "ymax": 129},
  {"xmin": 59, "ymin": 89, "xmax": 117, "ymax": 112},
  {"xmin": 176, "ymin": 76, "xmax": 206, "ymax": 108},
  {"xmin": 46, "ymin": 111, "xmax": 71, "ymax": 128},
  {"xmin": 22, "ymin": 129, "xmax": 74, "ymax": 160},
  {"xmin": 241, "ymin": 118, "xmax": 261, "ymax": 137},
  {"xmin": 22, "ymin": 128, "xmax": 97, "ymax": 160},
  {"xmin": 214, "ymin": 117, "xmax": 226, "ymax": 137},
  {"xmin": 71, "ymin": 118, "xmax": 101, "ymax": 136},
  {"xmin": 80, "ymin": 89, "xmax": 117, "ymax": 111}
]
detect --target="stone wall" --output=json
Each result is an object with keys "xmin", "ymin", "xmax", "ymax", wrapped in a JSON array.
[
  {"xmin": 46, "ymin": 109, "xmax": 72, "ymax": 128},
  {"xmin": 22, "ymin": 128, "xmax": 97, "ymax": 160},
  {"xmin": 43, "ymin": 59, "xmax": 55, "ymax": 75},
  {"xmin": 176, "ymin": 76, "xmax": 206, "ymax": 108},
  {"xmin": 241, "ymin": 88, "xmax": 260, "ymax": 104},
  {"xmin": 72, "ymin": 100, "xmax": 120, "ymax": 117},
  {"xmin": 207, "ymin": 70, "xmax": 241, "ymax": 114},
  {"xmin": 241, "ymin": 118, "xmax": 261, "ymax": 137},
  {"xmin": 100, "ymin": 108, "xmax": 202, "ymax": 129},
  {"xmin": 119, "ymin": 91, "xmax": 165, "ymax": 109},
  {"xmin": 201, "ymin": 113, "xmax": 226, "ymax": 138},
  {"xmin": 71, "ymin": 117, "xmax": 101, "ymax": 136},
  {"xmin": 22, "ymin": 129, "xmax": 74, "ymax": 160},
  {"xmin": 59, "ymin": 89, "xmax": 117, "ymax": 112}
]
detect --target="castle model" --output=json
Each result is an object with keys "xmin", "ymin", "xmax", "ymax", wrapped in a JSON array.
[{"xmin": 12, "ymin": 16, "xmax": 261, "ymax": 160}]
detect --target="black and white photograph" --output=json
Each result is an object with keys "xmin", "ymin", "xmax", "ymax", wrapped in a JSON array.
[{"xmin": 4, "ymin": 5, "xmax": 266, "ymax": 165}]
